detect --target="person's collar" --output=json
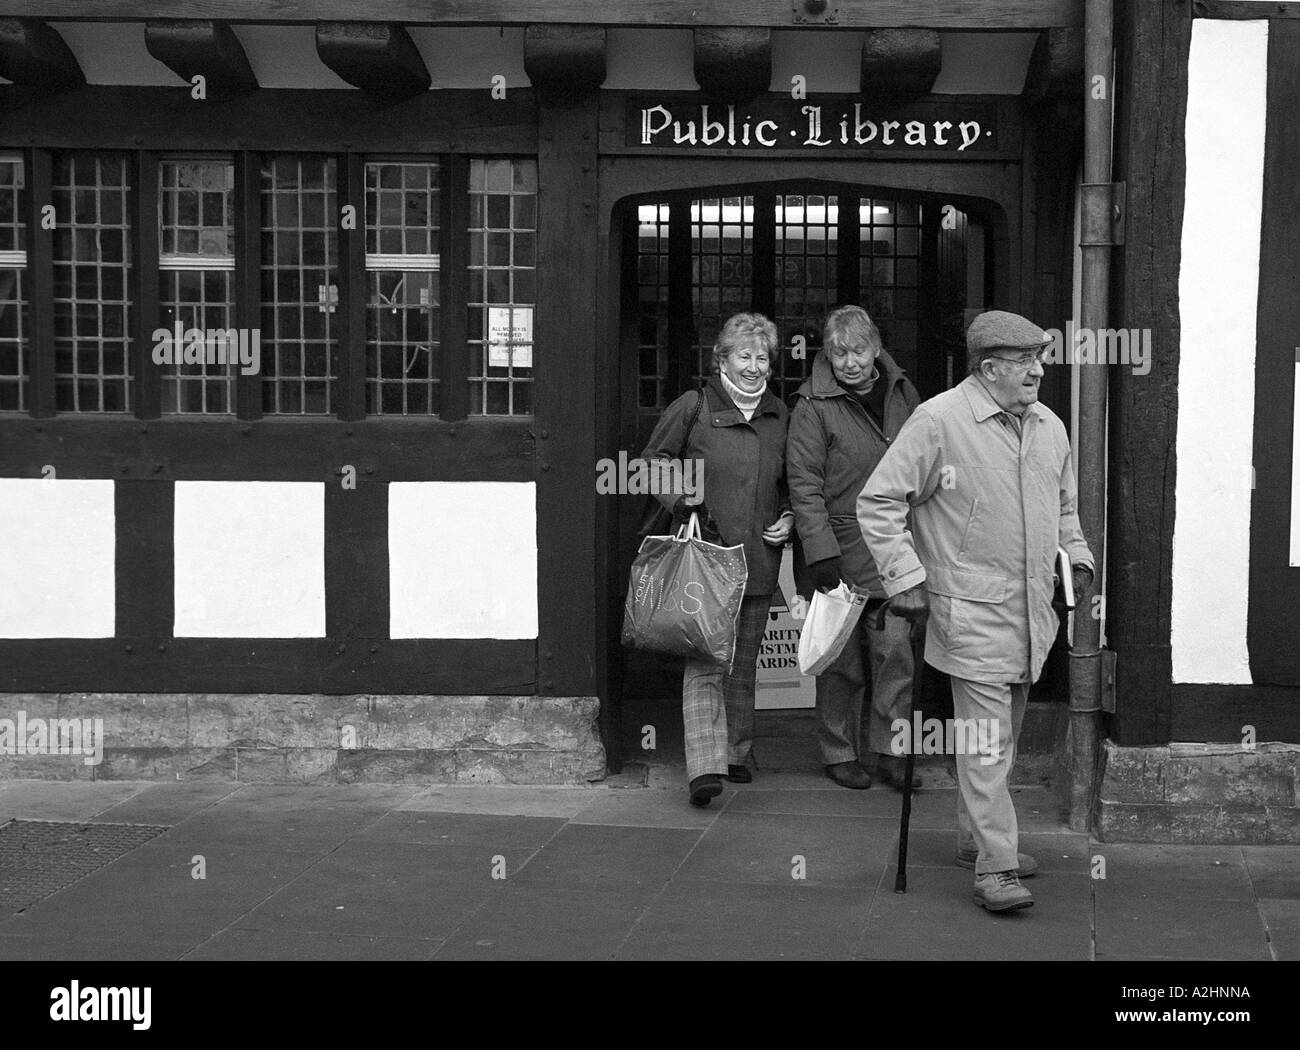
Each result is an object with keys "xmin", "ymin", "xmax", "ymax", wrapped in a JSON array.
[
  {"xmin": 718, "ymin": 368, "xmax": 765, "ymax": 410},
  {"xmin": 810, "ymin": 347, "xmax": 904, "ymax": 397},
  {"xmin": 961, "ymin": 372, "xmax": 1043, "ymax": 424}
]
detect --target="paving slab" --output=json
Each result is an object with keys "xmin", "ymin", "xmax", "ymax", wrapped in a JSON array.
[
  {"xmin": 853, "ymin": 865, "xmax": 1091, "ymax": 960},
  {"xmin": 396, "ymin": 785, "xmax": 599, "ymax": 817},
  {"xmin": 0, "ymin": 781, "xmax": 147, "ymax": 823},
  {"xmin": 1090, "ymin": 843, "xmax": 1253, "ymax": 900},
  {"xmin": 569, "ymin": 786, "xmax": 726, "ymax": 829},
  {"xmin": 1243, "ymin": 846, "xmax": 1300, "ymax": 898},
  {"xmin": 230, "ymin": 840, "xmax": 529, "ymax": 940},
  {"xmin": 899, "ymin": 828, "xmax": 1090, "ymax": 874},
  {"xmin": 183, "ymin": 929, "xmax": 442, "ymax": 961},
  {"xmin": 673, "ymin": 812, "xmax": 897, "ymax": 887},
  {"xmin": 146, "ymin": 784, "xmax": 415, "ymax": 852},
  {"xmin": 618, "ymin": 881, "xmax": 875, "ymax": 960},
  {"xmin": 0, "ymin": 846, "xmax": 320, "ymax": 940},
  {"xmin": 88, "ymin": 782, "xmax": 241, "ymax": 824},
  {"xmin": 435, "ymin": 884, "xmax": 646, "ymax": 960},
  {"xmin": 0, "ymin": 931, "xmax": 199, "ymax": 961},
  {"xmin": 508, "ymin": 824, "xmax": 703, "ymax": 895},
  {"xmin": 354, "ymin": 811, "xmax": 567, "ymax": 849},
  {"xmin": 1094, "ymin": 894, "xmax": 1271, "ymax": 960}
]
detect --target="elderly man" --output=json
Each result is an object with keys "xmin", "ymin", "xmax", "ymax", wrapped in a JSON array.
[
  {"xmin": 787, "ymin": 305, "xmax": 920, "ymax": 790},
  {"xmin": 857, "ymin": 310, "xmax": 1094, "ymax": 912}
]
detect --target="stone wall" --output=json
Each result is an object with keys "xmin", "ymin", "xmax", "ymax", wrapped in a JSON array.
[
  {"xmin": 1095, "ymin": 740, "xmax": 1300, "ymax": 843},
  {"xmin": 0, "ymin": 694, "xmax": 607, "ymax": 785}
]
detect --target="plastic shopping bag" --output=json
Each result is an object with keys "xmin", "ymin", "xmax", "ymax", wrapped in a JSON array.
[
  {"xmin": 621, "ymin": 513, "xmax": 748, "ymax": 665},
  {"xmin": 797, "ymin": 583, "xmax": 869, "ymax": 676}
]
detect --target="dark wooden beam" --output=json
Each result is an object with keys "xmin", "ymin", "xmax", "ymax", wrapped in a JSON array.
[
  {"xmin": 128, "ymin": 150, "xmax": 162, "ymax": 420},
  {"xmin": 2, "ymin": 2, "xmax": 1086, "ymax": 29},
  {"xmin": 334, "ymin": 152, "xmax": 366, "ymax": 422},
  {"xmin": 1025, "ymin": 27, "xmax": 1083, "ymax": 102},
  {"xmin": 1107, "ymin": 0, "xmax": 1193, "ymax": 746},
  {"xmin": 22, "ymin": 148, "xmax": 55, "ymax": 419},
  {"xmin": 523, "ymin": 24, "xmax": 605, "ymax": 96},
  {"xmin": 1192, "ymin": 0, "xmax": 1300, "ymax": 17},
  {"xmin": 144, "ymin": 20, "xmax": 258, "ymax": 95},
  {"xmin": 315, "ymin": 21, "xmax": 430, "ymax": 98},
  {"xmin": 859, "ymin": 28, "xmax": 941, "ymax": 99},
  {"xmin": 0, "ymin": 86, "xmax": 536, "ymax": 153},
  {"xmin": 694, "ymin": 27, "xmax": 770, "ymax": 102},
  {"xmin": 438, "ymin": 154, "xmax": 470, "ymax": 422},
  {"xmin": 0, "ymin": 18, "xmax": 83, "ymax": 89},
  {"xmin": 233, "ymin": 152, "xmax": 263, "ymax": 421}
]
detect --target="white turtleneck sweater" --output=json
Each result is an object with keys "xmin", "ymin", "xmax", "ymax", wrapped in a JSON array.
[{"xmin": 719, "ymin": 370, "xmax": 765, "ymax": 421}]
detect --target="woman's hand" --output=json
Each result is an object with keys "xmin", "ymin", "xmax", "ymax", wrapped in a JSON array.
[{"xmin": 762, "ymin": 510, "xmax": 795, "ymax": 547}]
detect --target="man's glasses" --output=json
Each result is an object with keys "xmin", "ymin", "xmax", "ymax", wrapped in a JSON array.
[{"xmin": 989, "ymin": 348, "xmax": 1049, "ymax": 371}]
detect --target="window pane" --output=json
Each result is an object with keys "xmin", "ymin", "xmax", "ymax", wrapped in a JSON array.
[
  {"xmin": 468, "ymin": 159, "xmax": 536, "ymax": 416},
  {"xmin": 260, "ymin": 155, "xmax": 337, "ymax": 414},
  {"xmin": 52, "ymin": 152, "xmax": 132, "ymax": 413}
]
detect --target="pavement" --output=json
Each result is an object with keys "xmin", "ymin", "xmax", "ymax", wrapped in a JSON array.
[{"xmin": 0, "ymin": 721, "xmax": 1296, "ymax": 962}]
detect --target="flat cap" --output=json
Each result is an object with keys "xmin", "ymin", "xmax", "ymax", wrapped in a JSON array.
[{"xmin": 966, "ymin": 310, "xmax": 1051, "ymax": 353}]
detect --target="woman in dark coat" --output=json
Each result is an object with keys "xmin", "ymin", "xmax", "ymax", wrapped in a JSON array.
[{"xmin": 642, "ymin": 312, "xmax": 793, "ymax": 806}]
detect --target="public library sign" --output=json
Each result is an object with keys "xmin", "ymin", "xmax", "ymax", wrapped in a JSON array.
[{"xmin": 627, "ymin": 96, "xmax": 999, "ymax": 153}]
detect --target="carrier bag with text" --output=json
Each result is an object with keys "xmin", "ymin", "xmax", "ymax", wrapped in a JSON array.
[
  {"xmin": 621, "ymin": 512, "xmax": 748, "ymax": 665},
  {"xmin": 797, "ymin": 583, "xmax": 869, "ymax": 677}
]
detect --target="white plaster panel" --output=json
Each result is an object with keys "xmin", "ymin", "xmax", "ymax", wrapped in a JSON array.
[
  {"xmin": 1172, "ymin": 18, "xmax": 1269, "ymax": 684},
  {"xmin": 173, "ymin": 481, "xmax": 325, "ymax": 638},
  {"xmin": 0, "ymin": 479, "xmax": 115, "ymax": 638},
  {"xmin": 233, "ymin": 26, "xmax": 352, "ymax": 89},
  {"xmin": 407, "ymin": 28, "xmax": 529, "ymax": 88},
  {"xmin": 58, "ymin": 23, "xmax": 185, "ymax": 86},
  {"xmin": 770, "ymin": 30, "xmax": 867, "ymax": 94},
  {"xmin": 932, "ymin": 33, "xmax": 1038, "ymax": 95},
  {"xmin": 389, "ymin": 482, "xmax": 537, "ymax": 639},
  {"xmin": 604, "ymin": 28, "xmax": 695, "ymax": 90}
]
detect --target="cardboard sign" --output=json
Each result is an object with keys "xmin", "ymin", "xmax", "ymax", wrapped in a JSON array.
[
  {"xmin": 487, "ymin": 305, "xmax": 533, "ymax": 368},
  {"xmin": 755, "ymin": 546, "xmax": 816, "ymax": 710}
]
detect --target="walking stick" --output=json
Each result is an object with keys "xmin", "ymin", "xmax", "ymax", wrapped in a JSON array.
[{"xmin": 873, "ymin": 602, "xmax": 926, "ymax": 893}]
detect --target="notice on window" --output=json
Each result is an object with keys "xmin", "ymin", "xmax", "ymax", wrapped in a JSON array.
[{"xmin": 487, "ymin": 306, "xmax": 533, "ymax": 369}]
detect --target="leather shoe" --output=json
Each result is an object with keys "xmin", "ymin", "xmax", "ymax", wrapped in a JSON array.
[
  {"xmin": 955, "ymin": 849, "xmax": 1038, "ymax": 878},
  {"xmin": 689, "ymin": 774, "xmax": 723, "ymax": 807},
  {"xmin": 973, "ymin": 870, "xmax": 1034, "ymax": 912},
  {"xmin": 872, "ymin": 754, "xmax": 922, "ymax": 792},
  {"xmin": 724, "ymin": 764, "xmax": 752, "ymax": 784},
  {"xmin": 824, "ymin": 761, "xmax": 872, "ymax": 789}
]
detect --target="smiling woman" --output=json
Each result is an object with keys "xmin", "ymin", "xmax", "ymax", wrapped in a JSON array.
[{"xmin": 639, "ymin": 310, "xmax": 795, "ymax": 805}]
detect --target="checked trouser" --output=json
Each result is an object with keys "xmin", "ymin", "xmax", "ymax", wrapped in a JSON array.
[{"xmin": 681, "ymin": 594, "xmax": 772, "ymax": 780}]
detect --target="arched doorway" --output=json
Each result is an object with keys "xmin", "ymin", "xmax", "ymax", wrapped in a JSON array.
[{"xmin": 612, "ymin": 181, "xmax": 996, "ymax": 722}]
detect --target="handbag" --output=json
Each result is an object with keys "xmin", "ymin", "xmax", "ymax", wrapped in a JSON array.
[
  {"xmin": 797, "ymin": 583, "xmax": 869, "ymax": 676},
  {"xmin": 636, "ymin": 388, "xmax": 705, "ymax": 537},
  {"xmin": 621, "ymin": 512, "xmax": 748, "ymax": 665}
]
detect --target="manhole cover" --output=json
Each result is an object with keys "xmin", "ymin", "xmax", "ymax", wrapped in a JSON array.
[{"xmin": 0, "ymin": 820, "xmax": 167, "ymax": 910}]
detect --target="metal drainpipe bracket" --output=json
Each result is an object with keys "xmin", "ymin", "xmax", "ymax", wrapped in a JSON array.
[
  {"xmin": 1080, "ymin": 182, "xmax": 1126, "ymax": 246},
  {"xmin": 1101, "ymin": 649, "xmax": 1117, "ymax": 713}
]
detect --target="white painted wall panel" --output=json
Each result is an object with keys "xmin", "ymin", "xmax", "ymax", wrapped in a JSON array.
[
  {"xmin": 173, "ymin": 481, "xmax": 325, "ymax": 638},
  {"xmin": 389, "ymin": 482, "xmax": 538, "ymax": 639},
  {"xmin": 1172, "ymin": 18, "xmax": 1269, "ymax": 684},
  {"xmin": 407, "ymin": 28, "xmax": 529, "ymax": 88},
  {"xmin": 0, "ymin": 479, "xmax": 115, "ymax": 638}
]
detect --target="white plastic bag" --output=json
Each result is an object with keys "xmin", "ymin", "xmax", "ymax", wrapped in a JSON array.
[{"xmin": 797, "ymin": 583, "xmax": 869, "ymax": 676}]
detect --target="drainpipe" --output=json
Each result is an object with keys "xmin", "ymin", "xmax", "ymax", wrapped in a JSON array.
[{"xmin": 1068, "ymin": 0, "xmax": 1115, "ymax": 831}]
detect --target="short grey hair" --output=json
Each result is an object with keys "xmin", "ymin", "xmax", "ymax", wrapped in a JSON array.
[
  {"xmin": 711, "ymin": 312, "xmax": 778, "ymax": 372},
  {"xmin": 823, "ymin": 305, "xmax": 882, "ymax": 354}
]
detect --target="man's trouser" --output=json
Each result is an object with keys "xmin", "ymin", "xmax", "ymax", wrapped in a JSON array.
[
  {"xmin": 681, "ymin": 594, "xmax": 772, "ymax": 780},
  {"xmin": 814, "ymin": 600, "xmax": 913, "ymax": 766},
  {"xmin": 949, "ymin": 676, "xmax": 1030, "ymax": 875}
]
